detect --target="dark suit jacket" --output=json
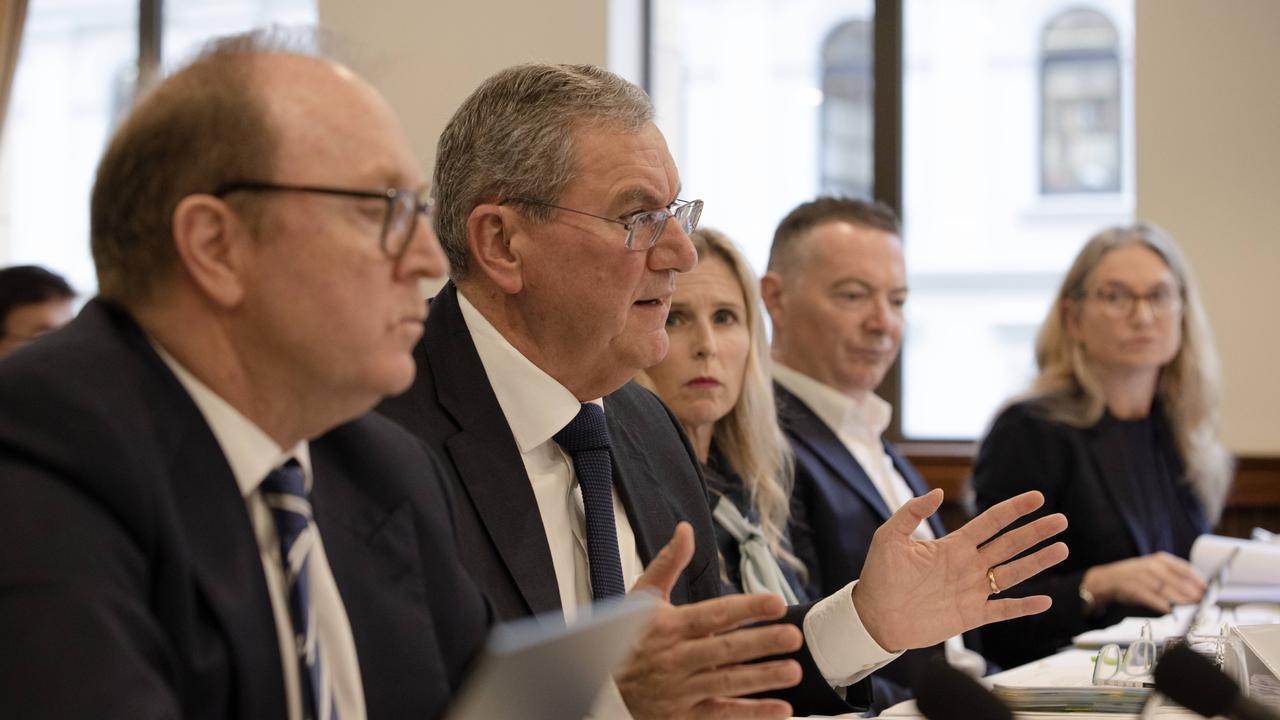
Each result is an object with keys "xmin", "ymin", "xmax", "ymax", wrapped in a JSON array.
[
  {"xmin": 377, "ymin": 282, "xmax": 860, "ymax": 715},
  {"xmin": 970, "ymin": 398, "xmax": 1209, "ymax": 668},
  {"xmin": 0, "ymin": 300, "xmax": 490, "ymax": 719},
  {"xmin": 777, "ymin": 382, "xmax": 968, "ymax": 711}
]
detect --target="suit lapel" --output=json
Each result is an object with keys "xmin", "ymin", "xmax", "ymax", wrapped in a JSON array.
[
  {"xmin": 1086, "ymin": 420, "xmax": 1152, "ymax": 557},
  {"xmin": 147, "ymin": 362, "xmax": 286, "ymax": 719},
  {"xmin": 776, "ymin": 384, "xmax": 895, "ymax": 523},
  {"xmin": 605, "ymin": 392, "xmax": 677, "ymax": 566},
  {"xmin": 427, "ymin": 284, "xmax": 562, "ymax": 616}
]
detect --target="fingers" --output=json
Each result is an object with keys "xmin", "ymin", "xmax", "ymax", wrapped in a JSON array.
[
  {"xmin": 660, "ymin": 592, "xmax": 788, "ymax": 638},
  {"xmin": 682, "ymin": 660, "xmax": 803, "ymax": 707},
  {"xmin": 671, "ymin": 624, "xmax": 803, "ymax": 670},
  {"xmin": 880, "ymin": 488, "xmax": 944, "ymax": 540},
  {"xmin": 982, "ymin": 595, "xmax": 1053, "ymax": 625},
  {"xmin": 958, "ymin": 490, "xmax": 1045, "ymax": 546},
  {"xmin": 632, "ymin": 522, "xmax": 695, "ymax": 601},
  {"xmin": 978, "ymin": 513, "xmax": 1068, "ymax": 567},
  {"xmin": 990, "ymin": 541, "xmax": 1069, "ymax": 593}
]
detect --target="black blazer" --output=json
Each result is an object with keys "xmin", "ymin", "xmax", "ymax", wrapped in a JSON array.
[
  {"xmin": 970, "ymin": 398, "xmax": 1209, "ymax": 668},
  {"xmin": 377, "ymin": 282, "xmax": 861, "ymax": 714},
  {"xmin": 0, "ymin": 300, "xmax": 491, "ymax": 719}
]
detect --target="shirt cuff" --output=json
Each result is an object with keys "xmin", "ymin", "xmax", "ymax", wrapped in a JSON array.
[{"xmin": 802, "ymin": 580, "xmax": 903, "ymax": 687}]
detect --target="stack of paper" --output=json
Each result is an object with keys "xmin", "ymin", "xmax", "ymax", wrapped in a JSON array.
[
  {"xmin": 990, "ymin": 684, "xmax": 1149, "ymax": 713},
  {"xmin": 1192, "ymin": 535, "xmax": 1280, "ymax": 603}
]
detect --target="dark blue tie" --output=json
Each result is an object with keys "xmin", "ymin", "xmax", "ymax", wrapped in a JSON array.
[
  {"xmin": 262, "ymin": 460, "xmax": 335, "ymax": 720},
  {"xmin": 554, "ymin": 403, "xmax": 626, "ymax": 600}
]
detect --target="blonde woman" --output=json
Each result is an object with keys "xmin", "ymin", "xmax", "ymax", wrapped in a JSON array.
[
  {"xmin": 639, "ymin": 228, "xmax": 806, "ymax": 601},
  {"xmin": 972, "ymin": 222, "xmax": 1231, "ymax": 667}
]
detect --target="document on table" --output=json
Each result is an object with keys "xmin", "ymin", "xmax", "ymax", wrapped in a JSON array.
[
  {"xmin": 1191, "ymin": 535, "xmax": 1280, "ymax": 603},
  {"xmin": 1074, "ymin": 604, "xmax": 1280, "ymax": 648}
]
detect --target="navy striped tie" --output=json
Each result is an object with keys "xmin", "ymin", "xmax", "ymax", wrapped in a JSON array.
[
  {"xmin": 262, "ymin": 460, "xmax": 335, "ymax": 720},
  {"xmin": 553, "ymin": 403, "xmax": 626, "ymax": 600}
]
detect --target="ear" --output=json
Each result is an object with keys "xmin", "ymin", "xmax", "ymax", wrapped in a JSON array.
[
  {"xmin": 760, "ymin": 271, "xmax": 786, "ymax": 329},
  {"xmin": 171, "ymin": 194, "xmax": 249, "ymax": 308},
  {"xmin": 466, "ymin": 203, "xmax": 524, "ymax": 295}
]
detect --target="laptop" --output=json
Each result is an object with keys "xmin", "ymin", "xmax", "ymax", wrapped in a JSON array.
[{"xmin": 444, "ymin": 593, "xmax": 658, "ymax": 720}]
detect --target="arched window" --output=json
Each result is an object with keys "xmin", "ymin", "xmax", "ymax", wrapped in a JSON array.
[
  {"xmin": 1041, "ymin": 8, "xmax": 1121, "ymax": 194},
  {"xmin": 820, "ymin": 19, "xmax": 873, "ymax": 199}
]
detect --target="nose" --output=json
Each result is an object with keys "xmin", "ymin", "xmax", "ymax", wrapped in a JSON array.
[
  {"xmin": 647, "ymin": 217, "xmax": 697, "ymax": 274},
  {"xmin": 692, "ymin": 317, "xmax": 717, "ymax": 358},
  {"xmin": 1130, "ymin": 296, "xmax": 1157, "ymax": 324},
  {"xmin": 864, "ymin": 294, "xmax": 898, "ymax": 334},
  {"xmin": 396, "ymin": 214, "xmax": 449, "ymax": 282}
]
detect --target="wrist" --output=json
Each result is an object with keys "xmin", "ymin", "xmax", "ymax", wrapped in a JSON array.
[{"xmin": 1080, "ymin": 569, "xmax": 1106, "ymax": 616}]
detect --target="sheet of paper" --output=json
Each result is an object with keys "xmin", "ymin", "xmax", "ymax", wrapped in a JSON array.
[{"xmin": 1191, "ymin": 534, "xmax": 1280, "ymax": 585}]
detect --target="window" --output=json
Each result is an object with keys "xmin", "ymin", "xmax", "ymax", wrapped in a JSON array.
[
  {"xmin": 0, "ymin": 0, "xmax": 317, "ymax": 295},
  {"xmin": 650, "ymin": 0, "xmax": 1134, "ymax": 440},
  {"xmin": 1041, "ymin": 8, "xmax": 1122, "ymax": 194}
]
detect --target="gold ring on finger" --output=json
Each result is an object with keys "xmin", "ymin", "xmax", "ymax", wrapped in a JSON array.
[{"xmin": 987, "ymin": 567, "xmax": 1002, "ymax": 595}]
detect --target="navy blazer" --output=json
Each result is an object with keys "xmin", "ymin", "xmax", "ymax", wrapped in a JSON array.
[
  {"xmin": 0, "ymin": 300, "xmax": 491, "ymax": 719},
  {"xmin": 971, "ymin": 399, "xmax": 1209, "ymax": 668},
  {"xmin": 377, "ymin": 282, "xmax": 863, "ymax": 715}
]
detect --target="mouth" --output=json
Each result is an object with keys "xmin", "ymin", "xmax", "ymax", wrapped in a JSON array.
[
  {"xmin": 685, "ymin": 376, "xmax": 722, "ymax": 389},
  {"xmin": 633, "ymin": 295, "xmax": 670, "ymax": 310}
]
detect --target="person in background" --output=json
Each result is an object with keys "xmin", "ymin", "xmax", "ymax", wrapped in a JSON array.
[
  {"xmin": 0, "ymin": 265, "xmax": 75, "ymax": 356},
  {"xmin": 972, "ymin": 222, "xmax": 1232, "ymax": 668},
  {"xmin": 638, "ymin": 227, "xmax": 807, "ymax": 602},
  {"xmin": 760, "ymin": 197, "xmax": 990, "ymax": 711}
]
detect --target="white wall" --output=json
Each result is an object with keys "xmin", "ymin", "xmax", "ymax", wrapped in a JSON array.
[
  {"xmin": 1135, "ymin": 0, "xmax": 1280, "ymax": 454},
  {"xmin": 318, "ymin": 0, "xmax": 607, "ymax": 173}
]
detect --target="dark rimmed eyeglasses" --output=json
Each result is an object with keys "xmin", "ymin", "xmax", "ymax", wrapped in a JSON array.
[
  {"xmin": 501, "ymin": 196, "xmax": 704, "ymax": 251},
  {"xmin": 214, "ymin": 181, "xmax": 432, "ymax": 259}
]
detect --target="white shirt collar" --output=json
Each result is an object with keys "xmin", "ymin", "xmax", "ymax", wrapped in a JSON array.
[
  {"xmin": 152, "ymin": 341, "xmax": 312, "ymax": 497},
  {"xmin": 456, "ymin": 290, "xmax": 602, "ymax": 452},
  {"xmin": 773, "ymin": 362, "xmax": 893, "ymax": 439}
]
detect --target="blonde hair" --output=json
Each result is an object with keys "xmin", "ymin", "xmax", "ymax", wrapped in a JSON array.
[
  {"xmin": 638, "ymin": 228, "xmax": 804, "ymax": 577},
  {"xmin": 1028, "ymin": 222, "xmax": 1232, "ymax": 519}
]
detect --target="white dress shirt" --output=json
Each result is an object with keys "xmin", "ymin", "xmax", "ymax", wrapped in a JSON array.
[
  {"xmin": 774, "ymin": 362, "xmax": 987, "ymax": 676},
  {"xmin": 457, "ymin": 291, "xmax": 899, "ymax": 707},
  {"xmin": 155, "ymin": 345, "xmax": 366, "ymax": 720}
]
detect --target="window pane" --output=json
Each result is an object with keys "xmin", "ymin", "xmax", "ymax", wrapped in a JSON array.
[
  {"xmin": 650, "ymin": 0, "xmax": 874, "ymax": 273},
  {"xmin": 0, "ymin": 0, "xmax": 138, "ymax": 294},
  {"xmin": 900, "ymin": 0, "xmax": 1134, "ymax": 439}
]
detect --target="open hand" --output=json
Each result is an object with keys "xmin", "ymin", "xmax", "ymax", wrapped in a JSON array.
[
  {"xmin": 852, "ymin": 489, "xmax": 1069, "ymax": 652},
  {"xmin": 616, "ymin": 522, "xmax": 803, "ymax": 720}
]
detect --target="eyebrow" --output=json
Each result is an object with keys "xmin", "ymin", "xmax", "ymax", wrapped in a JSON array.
[
  {"xmin": 833, "ymin": 277, "xmax": 910, "ymax": 294},
  {"xmin": 614, "ymin": 183, "xmax": 682, "ymax": 212}
]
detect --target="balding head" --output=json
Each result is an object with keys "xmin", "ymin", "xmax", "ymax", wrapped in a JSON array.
[{"xmin": 766, "ymin": 197, "xmax": 900, "ymax": 282}]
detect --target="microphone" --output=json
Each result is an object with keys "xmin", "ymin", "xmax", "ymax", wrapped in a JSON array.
[
  {"xmin": 914, "ymin": 658, "xmax": 1013, "ymax": 720},
  {"xmin": 1153, "ymin": 643, "xmax": 1280, "ymax": 720}
]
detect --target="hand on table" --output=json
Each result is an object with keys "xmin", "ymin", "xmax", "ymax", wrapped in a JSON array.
[
  {"xmin": 853, "ymin": 489, "xmax": 1069, "ymax": 653},
  {"xmin": 616, "ymin": 522, "xmax": 803, "ymax": 720},
  {"xmin": 1082, "ymin": 552, "xmax": 1206, "ymax": 615}
]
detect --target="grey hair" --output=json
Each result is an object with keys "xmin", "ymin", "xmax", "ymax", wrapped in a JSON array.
[{"xmin": 432, "ymin": 63, "xmax": 654, "ymax": 279}]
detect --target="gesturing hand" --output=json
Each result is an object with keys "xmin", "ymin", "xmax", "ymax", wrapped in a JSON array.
[
  {"xmin": 852, "ymin": 489, "xmax": 1069, "ymax": 653},
  {"xmin": 616, "ymin": 522, "xmax": 804, "ymax": 720}
]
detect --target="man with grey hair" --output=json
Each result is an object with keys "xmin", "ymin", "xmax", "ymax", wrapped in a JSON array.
[
  {"xmin": 0, "ymin": 33, "xmax": 490, "ymax": 718},
  {"xmin": 380, "ymin": 63, "xmax": 1068, "ymax": 719}
]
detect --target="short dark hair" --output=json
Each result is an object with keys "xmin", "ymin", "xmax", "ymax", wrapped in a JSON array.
[
  {"xmin": 766, "ymin": 197, "xmax": 901, "ymax": 276},
  {"xmin": 0, "ymin": 265, "xmax": 75, "ymax": 336},
  {"xmin": 89, "ymin": 32, "xmax": 294, "ymax": 307}
]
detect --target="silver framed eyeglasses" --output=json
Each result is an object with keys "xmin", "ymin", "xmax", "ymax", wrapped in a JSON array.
[
  {"xmin": 214, "ymin": 181, "xmax": 432, "ymax": 260},
  {"xmin": 502, "ymin": 196, "xmax": 704, "ymax": 251}
]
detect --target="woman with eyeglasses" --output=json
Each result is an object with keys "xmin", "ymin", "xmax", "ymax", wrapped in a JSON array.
[
  {"xmin": 636, "ymin": 228, "xmax": 807, "ymax": 603},
  {"xmin": 971, "ymin": 223, "xmax": 1232, "ymax": 667}
]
